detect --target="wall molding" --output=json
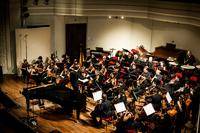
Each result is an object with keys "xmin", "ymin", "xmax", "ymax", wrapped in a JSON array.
[{"xmin": 28, "ymin": 0, "xmax": 200, "ymax": 26}]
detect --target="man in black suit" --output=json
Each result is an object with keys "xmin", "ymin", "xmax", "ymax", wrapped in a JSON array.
[
  {"xmin": 69, "ymin": 70, "xmax": 82, "ymax": 122},
  {"xmin": 91, "ymin": 94, "xmax": 114, "ymax": 127}
]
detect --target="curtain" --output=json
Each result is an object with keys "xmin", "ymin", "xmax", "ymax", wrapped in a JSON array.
[{"xmin": 0, "ymin": 0, "xmax": 11, "ymax": 74}]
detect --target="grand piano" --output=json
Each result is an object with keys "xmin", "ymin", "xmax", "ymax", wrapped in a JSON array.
[
  {"xmin": 153, "ymin": 43, "xmax": 187, "ymax": 63},
  {"xmin": 22, "ymin": 83, "xmax": 85, "ymax": 113}
]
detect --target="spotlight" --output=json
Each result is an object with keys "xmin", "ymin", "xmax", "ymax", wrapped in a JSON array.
[
  {"xmin": 108, "ymin": 16, "xmax": 112, "ymax": 19},
  {"xmin": 121, "ymin": 16, "xmax": 124, "ymax": 19}
]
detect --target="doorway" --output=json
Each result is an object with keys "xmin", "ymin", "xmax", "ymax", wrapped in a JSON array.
[{"xmin": 65, "ymin": 24, "xmax": 87, "ymax": 64}]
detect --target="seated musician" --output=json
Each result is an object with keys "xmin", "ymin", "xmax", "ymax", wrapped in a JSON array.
[
  {"xmin": 59, "ymin": 64, "xmax": 70, "ymax": 86},
  {"xmin": 69, "ymin": 59, "xmax": 80, "ymax": 71},
  {"xmin": 151, "ymin": 90, "xmax": 163, "ymax": 111},
  {"xmin": 152, "ymin": 69, "xmax": 163, "ymax": 86},
  {"xmin": 115, "ymin": 111, "xmax": 141, "ymax": 133},
  {"xmin": 21, "ymin": 59, "xmax": 30, "ymax": 82},
  {"xmin": 41, "ymin": 62, "xmax": 57, "ymax": 84},
  {"xmin": 134, "ymin": 67, "xmax": 152, "ymax": 96},
  {"xmin": 61, "ymin": 54, "xmax": 68, "ymax": 63},
  {"xmin": 184, "ymin": 50, "xmax": 195, "ymax": 65},
  {"xmin": 33, "ymin": 56, "xmax": 45, "ymax": 85},
  {"xmin": 86, "ymin": 63, "xmax": 96, "ymax": 79},
  {"xmin": 86, "ymin": 53, "xmax": 98, "ymax": 65},
  {"xmin": 91, "ymin": 94, "xmax": 114, "ymax": 127}
]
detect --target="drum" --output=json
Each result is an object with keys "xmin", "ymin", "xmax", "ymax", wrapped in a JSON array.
[
  {"xmin": 181, "ymin": 65, "xmax": 195, "ymax": 70},
  {"xmin": 169, "ymin": 62, "xmax": 178, "ymax": 66},
  {"xmin": 196, "ymin": 65, "xmax": 200, "ymax": 69}
]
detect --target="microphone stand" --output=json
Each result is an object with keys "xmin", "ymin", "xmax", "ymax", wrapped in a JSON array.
[{"xmin": 21, "ymin": 34, "xmax": 38, "ymax": 128}]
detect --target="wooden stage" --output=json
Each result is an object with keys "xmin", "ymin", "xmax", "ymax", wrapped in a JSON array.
[{"xmin": 0, "ymin": 75, "xmax": 115, "ymax": 133}]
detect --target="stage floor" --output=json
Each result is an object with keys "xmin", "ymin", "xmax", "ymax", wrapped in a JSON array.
[{"xmin": 0, "ymin": 75, "xmax": 115, "ymax": 133}]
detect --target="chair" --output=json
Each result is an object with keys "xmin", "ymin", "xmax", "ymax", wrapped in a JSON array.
[
  {"xmin": 127, "ymin": 130, "xmax": 137, "ymax": 133},
  {"xmin": 184, "ymin": 121, "xmax": 193, "ymax": 133},
  {"xmin": 101, "ymin": 117, "xmax": 112, "ymax": 132}
]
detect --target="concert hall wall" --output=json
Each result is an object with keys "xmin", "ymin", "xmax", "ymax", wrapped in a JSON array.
[
  {"xmin": 2, "ymin": 0, "xmax": 200, "ymax": 74},
  {"xmin": 15, "ymin": 27, "xmax": 51, "ymax": 76}
]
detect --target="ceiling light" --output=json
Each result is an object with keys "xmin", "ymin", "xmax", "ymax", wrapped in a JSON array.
[
  {"xmin": 121, "ymin": 16, "xmax": 124, "ymax": 19},
  {"xmin": 108, "ymin": 16, "xmax": 112, "ymax": 19}
]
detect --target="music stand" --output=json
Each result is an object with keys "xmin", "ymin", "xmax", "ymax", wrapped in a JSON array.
[
  {"xmin": 92, "ymin": 90, "xmax": 102, "ymax": 102},
  {"xmin": 114, "ymin": 102, "xmax": 126, "ymax": 113},
  {"xmin": 143, "ymin": 103, "xmax": 155, "ymax": 116}
]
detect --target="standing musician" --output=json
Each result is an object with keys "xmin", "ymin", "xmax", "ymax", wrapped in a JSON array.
[{"xmin": 21, "ymin": 59, "xmax": 30, "ymax": 83}]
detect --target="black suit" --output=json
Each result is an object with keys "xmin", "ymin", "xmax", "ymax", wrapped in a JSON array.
[{"xmin": 91, "ymin": 99, "xmax": 114, "ymax": 127}]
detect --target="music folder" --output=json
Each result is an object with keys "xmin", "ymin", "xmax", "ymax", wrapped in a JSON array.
[
  {"xmin": 92, "ymin": 90, "xmax": 102, "ymax": 102},
  {"xmin": 143, "ymin": 103, "xmax": 155, "ymax": 116},
  {"xmin": 114, "ymin": 102, "xmax": 126, "ymax": 113}
]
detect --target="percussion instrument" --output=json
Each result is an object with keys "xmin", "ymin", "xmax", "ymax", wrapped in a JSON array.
[
  {"xmin": 196, "ymin": 65, "xmax": 200, "ymax": 69},
  {"xmin": 169, "ymin": 62, "xmax": 178, "ymax": 66},
  {"xmin": 167, "ymin": 57, "xmax": 176, "ymax": 62},
  {"xmin": 181, "ymin": 65, "xmax": 195, "ymax": 70}
]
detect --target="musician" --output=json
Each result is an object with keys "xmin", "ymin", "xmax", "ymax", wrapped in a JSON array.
[
  {"xmin": 69, "ymin": 59, "xmax": 80, "ymax": 71},
  {"xmin": 50, "ymin": 53, "xmax": 56, "ymax": 63},
  {"xmin": 86, "ymin": 53, "xmax": 98, "ymax": 65},
  {"xmin": 151, "ymin": 91, "xmax": 163, "ymax": 111},
  {"xmin": 184, "ymin": 50, "xmax": 195, "ymax": 65},
  {"xmin": 36, "ymin": 56, "xmax": 43, "ymax": 64},
  {"xmin": 61, "ymin": 54, "xmax": 70, "ymax": 68},
  {"xmin": 86, "ymin": 63, "xmax": 96, "ymax": 78},
  {"xmin": 152, "ymin": 69, "xmax": 163, "ymax": 86},
  {"xmin": 45, "ymin": 62, "xmax": 57, "ymax": 83},
  {"xmin": 115, "ymin": 111, "xmax": 140, "ymax": 133},
  {"xmin": 60, "ymin": 65, "xmax": 70, "ymax": 80},
  {"xmin": 33, "ymin": 56, "xmax": 45, "ymax": 85},
  {"xmin": 21, "ymin": 59, "xmax": 30, "ymax": 82},
  {"xmin": 91, "ymin": 94, "xmax": 114, "ymax": 127}
]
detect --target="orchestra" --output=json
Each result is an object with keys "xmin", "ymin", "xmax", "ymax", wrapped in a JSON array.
[{"xmin": 20, "ymin": 46, "xmax": 200, "ymax": 133}]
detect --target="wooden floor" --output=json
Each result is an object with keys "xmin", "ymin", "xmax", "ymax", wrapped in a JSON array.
[{"xmin": 0, "ymin": 75, "xmax": 115, "ymax": 133}]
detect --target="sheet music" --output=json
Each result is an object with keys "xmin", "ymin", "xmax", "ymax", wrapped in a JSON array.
[
  {"xmin": 92, "ymin": 90, "xmax": 102, "ymax": 102},
  {"xmin": 114, "ymin": 102, "xmax": 126, "ymax": 113},
  {"xmin": 166, "ymin": 92, "xmax": 172, "ymax": 104},
  {"xmin": 78, "ymin": 78, "xmax": 89, "ymax": 83},
  {"xmin": 177, "ymin": 101, "xmax": 182, "ymax": 112},
  {"xmin": 143, "ymin": 103, "xmax": 155, "ymax": 116}
]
